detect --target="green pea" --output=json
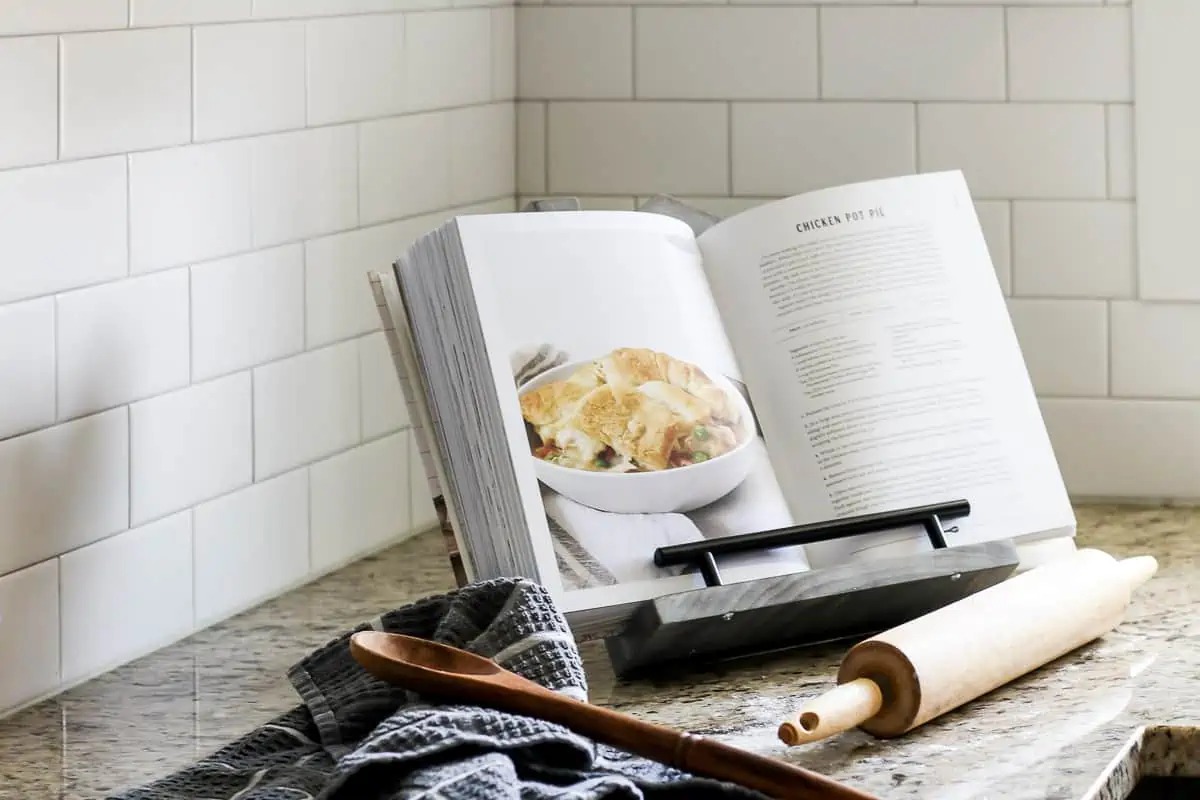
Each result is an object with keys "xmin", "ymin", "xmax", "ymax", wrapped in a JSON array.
[
  {"xmin": 691, "ymin": 451, "xmax": 710, "ymax": 463},
  {"xmin": 693, "ymin": 425, "xmax": 709, "ymax": 440}
]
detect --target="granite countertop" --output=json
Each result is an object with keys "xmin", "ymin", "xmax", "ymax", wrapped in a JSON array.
[{"xmin": 1, "ymin": 504, "xmax": 1197, "ymax": 800}]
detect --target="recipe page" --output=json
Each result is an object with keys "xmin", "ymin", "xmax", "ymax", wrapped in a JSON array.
[{"xmin": 697, "ymin": 172, "xmax": 1076, "ymax": 567}]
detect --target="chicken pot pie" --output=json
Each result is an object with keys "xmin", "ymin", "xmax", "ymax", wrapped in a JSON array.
[{"xmin": 519, "ymin": 348, "xmax": 744, "ymax": 473}]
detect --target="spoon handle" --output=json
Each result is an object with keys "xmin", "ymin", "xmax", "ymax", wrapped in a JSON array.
[{"xmin": 510, "ymin": 683, "xmax": 879, "ymax": 800}]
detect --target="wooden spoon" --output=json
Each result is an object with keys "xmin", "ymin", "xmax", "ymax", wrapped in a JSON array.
[{"xmin": 349, "ymin": 631, "xmax": 880, "ymax": 800}]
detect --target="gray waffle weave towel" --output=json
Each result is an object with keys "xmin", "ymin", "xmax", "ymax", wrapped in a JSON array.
[{"xmin": 112, "ymin": 577, "xmax": 764, "ymax": 800}]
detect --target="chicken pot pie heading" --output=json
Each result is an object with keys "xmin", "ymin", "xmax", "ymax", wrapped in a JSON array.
[{"xmin": 519, "ymin": 348, "xmax": 745, "ymax": 473}]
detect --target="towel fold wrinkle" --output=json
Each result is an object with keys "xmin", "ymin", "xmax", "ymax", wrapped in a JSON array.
[{"xmin": 111, "ymin": 577, "xmax": 763, "ymax": 800}]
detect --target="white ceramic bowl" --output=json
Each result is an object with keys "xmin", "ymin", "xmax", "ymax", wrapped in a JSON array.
[{"xmin": 517, "ymin": 359, "xmax": 756, "ymax": 514}]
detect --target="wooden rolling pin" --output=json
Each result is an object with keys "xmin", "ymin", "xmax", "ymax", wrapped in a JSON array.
[{"xmin": 778, "ymin": 547, "xmax": 1157, "ymax": 745}]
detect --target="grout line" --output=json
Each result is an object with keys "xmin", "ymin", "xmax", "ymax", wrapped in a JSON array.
[
  {"xmin": 125, "ymin": 156, "xmax": 133, "ymax": 276},
  {"xmin": 1002, "ymin": 7, "xmax": 1010, "ymax": 102},
  {"xmin": 189, "ymin": 27, "xmax": 198, "ymax": 143},
  {"xmin": 250, "ymin": 367, "xmax": 257, "ymax": 483},
  {"xmin": 189, "ymin": 508, "xmax": 197, "ymax": 630},
  {"xmin": 1104, "ymin": 103, "xmax": 1113, "ymax": 199},
  {"xmin": 1007, "ymin": 200, "xmax": 1016, "ymax": 296},
  {"xmin": 56, "ymin": 557, "xmax": 63, "ymax": 686},
  {"xmin": 1106, "ymin": 299, "xmax": 1114, "ymax": 397},
  {"xmin": 306, "ymin": 465, "xmax": 314, "ymax": 575},
  {"xmin": 353, "ymin": 123, "xmax": 362, "ymax": 226},
  {"xmin": 187, "ymin": 267, "xmax": 194, "ymax": 383},
  {"xmin": 630, "ymin": 6, "xmax": 638, "ymax": 100},
  {"xmin": 126, "ymin": 404, "xmax": 133, "ymax": 532},
  {"xmin": 911, "ymin": 102, "xmax": 920, "ymax": 172},
  {"xmin": 51, "ymin": 296, "xmax": 59, "ymax": 420},
  {"xmin": 726, "ymin": 102, "xmax": 733, "ymax": 194},
  {"xmin": 542, "ymin": 100, "xmax": 550, "ymax": 193},
  {"xmin": 356, "ymin": 335, "xmax": 365, "ymax": 443},
  {"xmin": 302, "ymin": 20, "xmax": 310, "ymax": 127},
  {"xmin": 814, "ymin": 5, "xmax": 822, "ymax": 100},
  {"xmin": 55, "ymin": 36, "xmax": 62, "ymax": 161}
]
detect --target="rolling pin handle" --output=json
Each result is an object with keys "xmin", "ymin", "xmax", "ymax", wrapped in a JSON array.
[{"xmin": 778, "ymin": 678, "xmax": 884, "ymax": 746}]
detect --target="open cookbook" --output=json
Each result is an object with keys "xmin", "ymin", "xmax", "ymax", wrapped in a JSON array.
[{"xmin": 370, "ymin": 171, "xmax": 1077, "ymax": 638}]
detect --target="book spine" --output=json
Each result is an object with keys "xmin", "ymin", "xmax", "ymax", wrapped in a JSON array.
[{"xmin": 368, "ymin": 270, "xmax": 470, "ymax": 587}]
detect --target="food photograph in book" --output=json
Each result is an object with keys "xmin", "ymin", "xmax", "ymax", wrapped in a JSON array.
[{"xmin": 466, "ymin": 220, "xmax": 809, "ymax": 604}]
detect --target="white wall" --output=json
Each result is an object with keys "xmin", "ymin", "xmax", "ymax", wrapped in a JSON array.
[
  {"xmin": 514, "ymin": 0, "xmax": 1200, "ymax": 503},
  {"xmin": 0, "ymin": 0, "xmax": 515, "ymax": 716}
]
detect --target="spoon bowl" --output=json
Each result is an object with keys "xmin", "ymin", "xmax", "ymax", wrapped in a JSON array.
[{"xmin": 349, "ymin": 630, "xmax": 879, "ymax": 800}]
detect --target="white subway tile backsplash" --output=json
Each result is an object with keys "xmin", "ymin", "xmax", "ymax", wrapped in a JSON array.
[
  {"xmin": 0, "ymin": 37, "xmax": 57, "ymax": 169},
  {"xmin": 548, "ymin": 102, "xmax": 727, "ymax": 195},
  {"xmin": 253, "ymin": 0, "xmax": 435, "ymax": 17},
  {"xmin": 191, "ymin": 245, "xmax": 305, "ymax": 381},
  {"xmin": 517, "ymin": 8, "xmax": 630, "ymax": 99},
  {"xmin": 358, "ymin": 112, "xmax": 452, "ymax": 224},
  {"xmin": 450, "ymin": 103, "xmax": 515, "ymax": 205},
  {"xmin": 307, "ymin": 14, "xmax": 406, "ymax": 126},
  {"xmin": 60, "ymin": 512, "xmax": 193, "ymax": 684},
  {"xmin": 360, "ymin": 332, "xmax": 410, "ymax": 439},
  {"xmin": 132, "ymin": 0, "xmax": 253, "ymax": 26},
  {"xmin": 129, "ymin": 140, "xmax": 253, "ymax": 273},
  {"xmin": 0, "ymin": 299, "xmax": 55, "ymax": 441},
  {"xmin": 1008, "ymin": 299, "xmax": 1107, "ymax": 396},
  {"xmin": 920, "ymin": 0, "xmax": 1102, "ymax": 4},
  {"xmin": 1041, "ymin": 399, "xmax": 1200, "ymax": 499},
  {"xmin": 193, "ymin": 469, "xmax": 309, "ymax": 626},
  {"xmin": 1008, "ymin": 7, "xmax": 1132, "ymax": 102},
  {"xmin": 1012, "ymin": 201, "xmax": 1134, "ymax": 298},
  {"xmin": 194, "ymin": 21, "xmax": 306, "ymax": 141},
  {"xmin": 130, "ymin": 374, "xmax": 253, "ymax": 524},
  {"xmin": 1112, "ymin": 303, "xmax": 1200, "ymax": 399},
  {"xmin": 0, "ymin": 409, "xmax": 129, "ymax": 577},
  {"xmin": 1107, "ymin": 104, "xmax": 1135, "ymax": 200},
  {"xmin": 974, "ymin": 201, "xmax": 1012, "ymax": 296},
  {"xmin": 56, "ymin": 271, "xmax": 190, "ymax": 420},
  {"xmin": 304, "ymin": 224, "xmax": 406, "ymax": 348},
  {"xmin": 60, "ymin": 28, "xmax": 192, "ymax": 159},
  {"xmin": 0, "ymin": 157, "xmax": 127, "ymax": 305},
  {"xmin": 492, "ymin": 7, "xmax": 516, "ymax": 100},
  {"xmin": 254, "ymin": 342, "xmax": 361, "ymax": 479},
  {"xmin": 821, "ymin": 7, "xmax": 1004, "ymax": 101},
  {"xmin": 310, "ymin": 432, "xmax": 410, "ymax": 572},
  {"xmin": 0, "ymin": 561, "xmax": 59, "ymax": 712},
  {"xmin": 0, "ymin": 1, "xmax": 127, "ymax": 36},
  {"xmin": 251, "ymin": 126, "xmax": 359, "ymax": 247},
  {"xmin": 733, "ymin": 103, "xmax": 915, "ymax": 196},
  {"xmin": 406, "ymin": 10, "xmax": 492, "ymax": 110},
  {"xmin": 918, "ymin": 104, "xmax": 1107, "ymax": 199},
  {"xmin": 637, "ymin": 8, "xmax": 816, "ymax": 100},
  {"xmin": 517, "ymin": 102, "xmax": 546, "ymax": 194}
]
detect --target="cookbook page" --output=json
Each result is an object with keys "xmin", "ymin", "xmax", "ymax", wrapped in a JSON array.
[
  {"xmin": 697, "ymin": 172, "xmax": 1076, "ymax": 567},
  {"xmin": 456, "ymin": 210, "xmax": 810, "ymax": 615}
]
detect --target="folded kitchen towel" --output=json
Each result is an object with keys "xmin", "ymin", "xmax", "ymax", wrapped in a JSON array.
[{"xmin": 111, "ymin": 577, "xmax": 764, "ymax": 800}]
